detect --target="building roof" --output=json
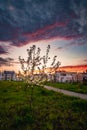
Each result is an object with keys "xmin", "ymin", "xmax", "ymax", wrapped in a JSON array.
[{"xmin": 3, "ymin": 71, "xmax": 15, "ymax": 74}]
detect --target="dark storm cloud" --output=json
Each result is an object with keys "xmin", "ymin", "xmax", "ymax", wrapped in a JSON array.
[
  {"xmin": 57, "ymin": 36, "xmax": 87, "ymax": 51},
  {"xmin": 70, "ymin": 0, "xmax": 87, "ymax": 34},
  {"xmin": 0, "ymin": 0, "xmax": 87, "ymax": 48},
  {"xmin": 0, "ymin": 45, "xmax": 8, "ymax": 54},
  {"xmin": 0, "ymin": 57, "xmax": 14, "ymax": 66}
]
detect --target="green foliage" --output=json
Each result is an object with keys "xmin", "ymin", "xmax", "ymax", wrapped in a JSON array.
[
  {"xmin": 0, "ymin": 81, "xmax": 87, "ymax": 130},
  {"xmin": 45, "ymin": 82, "xmax": 87, "ymax": 94}
]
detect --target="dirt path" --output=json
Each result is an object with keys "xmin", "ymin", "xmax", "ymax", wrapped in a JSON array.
[{"xmin": 44, "ymin": 85, "xmax": 87, "ymax": 100}]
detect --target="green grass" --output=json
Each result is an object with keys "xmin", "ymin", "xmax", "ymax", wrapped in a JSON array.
[
  {"xmin": 0, "ymin": 81, "xmax": 87, "ymax": 130},
  {"xmin": 45, "ymin": 82, "xmax": 87, "ymax": 94}
]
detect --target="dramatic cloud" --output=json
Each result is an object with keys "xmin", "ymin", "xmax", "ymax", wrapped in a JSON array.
[
  {"xmin": 57, "ymin": 36, "xmax": 87, "ymax": 51},
  {"xmin": 0, "ymin": 0, "xmax": 86, "ymax": 47},
  {"xmin": 70, "ymin": 0, "xmax": 87, "ymax": 34},
  {"xmin": 84, "ymin": 59, "xmax": 87, "ymax": 62},
  {"xmin": 0, "ymin": 45, "xmax": 8, "ymax": 54},
  {"xmin": 0, "ymin": 57, "xmax": 14, "ymax": 66}
]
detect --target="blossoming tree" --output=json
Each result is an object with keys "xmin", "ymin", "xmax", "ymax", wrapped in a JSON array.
[{"xmin": 19, "ymin": 45, "xmax": 60, "ymax": 86}]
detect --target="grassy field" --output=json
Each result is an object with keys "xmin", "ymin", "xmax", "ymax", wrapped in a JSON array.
[
  {"xmin": 0, "ymin": 81, "xmax": 87, "ymax": 130},
  {"xmin": 45, "ymin": 82, "xmax": 87, "ymax": 94}
]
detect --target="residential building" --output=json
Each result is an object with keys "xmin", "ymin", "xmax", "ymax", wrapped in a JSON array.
[
  {"xmin": 2, "ymin": 71, "xmax": 16, "ymax": 81},
  {"xmin": 55, "ymin": 71, "xmax": 73, "ymax": 83},
  {"xmin": 83, "ymin": 72, "xmax": 87, "ymax": 83},
  {"xmin": 0, "ymin": 71, "xmax": 2, "ymax": 80}
]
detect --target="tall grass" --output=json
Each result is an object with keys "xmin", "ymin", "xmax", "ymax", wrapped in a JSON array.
[
  {"xmin": 0, "ymin": 81, "xmax": 87, "ymax": 130},
  {"xmin": 45, "ymin": 82, "xmax": 87, "ymax": 94}
]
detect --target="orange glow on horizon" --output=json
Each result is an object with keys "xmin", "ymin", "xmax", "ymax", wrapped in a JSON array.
[
  {"xmin": 0, "ymin": 65, "xmax": 87, "ymax": 73},
  {"xmin": 58, "ymin": 65, "xmax": 87, "ymax": 73}
]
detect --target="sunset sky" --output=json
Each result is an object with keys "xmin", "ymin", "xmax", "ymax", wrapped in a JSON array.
[{"xmin": 0, "ymin": 0, "xmax": 87, "ymax": 73}]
